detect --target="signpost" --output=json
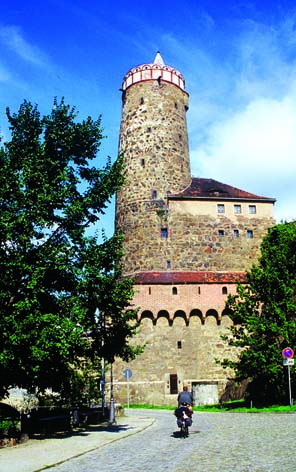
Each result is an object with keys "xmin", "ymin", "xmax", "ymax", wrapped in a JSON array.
[
  {"xmin": 123, "ymin": 368, "xmax": 132, "ymax": 411},
  {"xmin": 282, "ymin": 347, "xmax": 294, "ymax": 407}
]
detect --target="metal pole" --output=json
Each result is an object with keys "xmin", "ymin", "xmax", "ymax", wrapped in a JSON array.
[
  {"xmin": 127, "ymin": 378, "xmax": 130, "ymax": 412},
  {"xmin": 109, "ymin": 362, "xmax": 116, "ymax": 424},
  {"xmin": 101, "ymin": 357, "xmax": 105, "ymax": 418},
  {"xmin": 96, "ymin": 308, "xmax": 106, "ymax": 419},
  {"xmin": 288, "ymin": 364, "xmax": 292, "ymax": 407}
]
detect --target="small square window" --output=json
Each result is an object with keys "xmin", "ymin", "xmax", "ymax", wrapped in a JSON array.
[
  {"xmin": 218, "ymin": 229, "xmax": 224, "ymax": 237},
  {"xmin": 234, "ymin": 204, "xmax": 241, "ymax": 214},
  {"xmin": 247, "ymin": 229, "xmax": 254, "ymax": 239},
  {"xmin": 233, "ymin": 229, "xmax": 239, "ymax": 238},
  {"xmin": 161, "ymin": 228, "xmax": 168, "ymax": 238},
  {"xmin": 217, "ymin": 204, "xmax": 225, "ymax": 214},
  {"xmin": 249, "ymin": 205, "xmax": 256, "ymax": 214}
]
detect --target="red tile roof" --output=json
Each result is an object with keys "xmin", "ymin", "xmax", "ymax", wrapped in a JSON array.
[
  {"xmin": 128, "ymin": 271, "xmax": 247, "ymax": 284},
  {"xmin": 169, "ymin": 178, "xmax": 276, "ymax": 202}
]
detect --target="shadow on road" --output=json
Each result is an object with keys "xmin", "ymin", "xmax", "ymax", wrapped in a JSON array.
[
  {"xmin": 171, "ymin": 429, "xmax": 200, "ymax": 439},
  {"xmin": 29, "ymin": 423, "xmax": 135, "ymax": 441}
]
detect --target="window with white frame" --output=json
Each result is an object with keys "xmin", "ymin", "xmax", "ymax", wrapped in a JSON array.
[
  {"xmin": 234, "ymin": 204, "xmax": 241, "ymax": 214},
  {"xmin": 249, "ymin": 205, "xmax": 256, "ymax": 214},
  {"xmin": 217, "ymin": 204, "xmax": 225, "ymax": 214}
]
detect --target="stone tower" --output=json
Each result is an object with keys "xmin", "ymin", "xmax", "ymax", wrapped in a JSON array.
[
  {"xmin": 116, "ymin": 52, "xmax": 191, "ymax": 274},
  {"xmin": 112, "ymin": 53, "xmax": 275, "ymax": 406}
]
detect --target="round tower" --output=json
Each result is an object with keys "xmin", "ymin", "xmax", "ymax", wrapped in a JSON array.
[{"xmin": 116, "ymin": 52, "xmax": 191, "ymax": 275}]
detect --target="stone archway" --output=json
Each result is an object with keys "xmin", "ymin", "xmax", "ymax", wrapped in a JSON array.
[{"xmin": 173, "ymin": 310, "xmax": 188, "ymax": 326}]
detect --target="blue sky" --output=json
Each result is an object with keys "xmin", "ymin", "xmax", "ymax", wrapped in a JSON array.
[{"xmin": 1, "ymin": 0, "xmax": 296, "ymax": 237}]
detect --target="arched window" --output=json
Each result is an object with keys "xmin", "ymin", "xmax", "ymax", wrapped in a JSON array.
[
  {"xmin": 222, "ymin": 287, "xmax": 228, "ymax": 295},
  {"xmin": 172, "ymin": 287, "xmax": 177, "ymax": 295}
]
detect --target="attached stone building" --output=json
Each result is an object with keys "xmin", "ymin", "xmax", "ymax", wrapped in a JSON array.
[{"xmin": 112, "ymin": 52, "xmax": 275, "ymax": 406}]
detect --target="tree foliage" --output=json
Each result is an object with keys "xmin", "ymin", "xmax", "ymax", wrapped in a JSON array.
[
  {"xmin": 0, "ymin": 99, "xmax": 140, "ymax": 401},
  {"xmin": 220, "ymin": 221, "xmax": 296, "ymax": 405}
]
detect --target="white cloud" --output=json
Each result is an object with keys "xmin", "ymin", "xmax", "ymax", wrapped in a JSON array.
[
  {"xmin": 0, "ymin": 25, "xmax": 48, "ymax": 66},
  {"xmin": 186, "ymin": 14, "xmax": 296, "ymax": 224},
  {"xmin": 190, "ymin": 93, "xmax": 296, "ymax": 222}
]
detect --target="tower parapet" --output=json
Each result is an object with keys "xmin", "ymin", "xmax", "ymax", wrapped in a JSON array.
[{"xmin": 121, "ymin": 51, "xmax": 187, "ymax": 92}]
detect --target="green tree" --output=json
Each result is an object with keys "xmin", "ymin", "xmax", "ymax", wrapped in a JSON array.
[
  {"xmin": 220, "ymin": 221, "xmax": 296, "ymax": 405},
  {"xmin": 0, "ymin": 99, "xmax": 140, "ymax": 400}
]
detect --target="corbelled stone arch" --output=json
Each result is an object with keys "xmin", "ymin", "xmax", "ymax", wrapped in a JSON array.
[
  {"xmin": 140, "ymin": 310, "xmax": 156, "ymax": 326},
  {"xmin": 190, "ymin": 308, "xmax": 204, "ymax": 325},
  {"xmin": 221, "ymin": 307, "xmax": 233, "ymax": 327},
  {"xmin": 156, "ymin": 310, "xmax": 172, "ymax": 326},
  {"xmin": 205, "ymin": 308, "xmax": 220, "ymax": 325},
  {"xmin": 173, "ymin": 309, "xmax": 188, "ymax": 326}
]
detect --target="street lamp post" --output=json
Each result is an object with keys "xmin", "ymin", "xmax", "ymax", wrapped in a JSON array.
[
  {"xmin": 101, "ymin": 357, "xmax": 105, "ymax": 418},
  {"xmin": 109, "ymin": 362, "xmax": 116, "ymax": 424},
  {"xmin": 96, "ymin": 308, "xmax": 106, "ymax": 418}
]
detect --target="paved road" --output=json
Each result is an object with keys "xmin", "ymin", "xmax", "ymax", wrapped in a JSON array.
[{"xmin": 46, "ymin": 409, "xmax": 296, "ymax": 472}]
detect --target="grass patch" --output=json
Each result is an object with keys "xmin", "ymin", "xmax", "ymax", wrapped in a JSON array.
[{"xmin": 124, "ymin": 401, "xmax": 296, "ymax": 413}]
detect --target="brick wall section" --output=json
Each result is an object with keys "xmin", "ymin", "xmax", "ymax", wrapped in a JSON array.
[{"xmin": 134, "ymin": 282, "xmax": 237, "ymax": 320}]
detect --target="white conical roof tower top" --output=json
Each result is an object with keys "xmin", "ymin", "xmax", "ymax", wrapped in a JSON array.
[
  {"xmin": 121, "ymin": 52, "xmax": 186, "ymax": 92},
  {"xmin": 153, "ymin": 51, "xmax": 165, "ymax": 66}
]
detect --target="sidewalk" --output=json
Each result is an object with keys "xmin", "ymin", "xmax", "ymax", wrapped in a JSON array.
[{"xmin": 0, "ymin": 414, "xmax": 154, "ymax": 472}]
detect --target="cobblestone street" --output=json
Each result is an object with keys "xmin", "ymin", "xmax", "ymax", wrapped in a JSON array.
[{"xmin": 46, "ymin": 409, "xmax": 296, "ymax": 472}]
